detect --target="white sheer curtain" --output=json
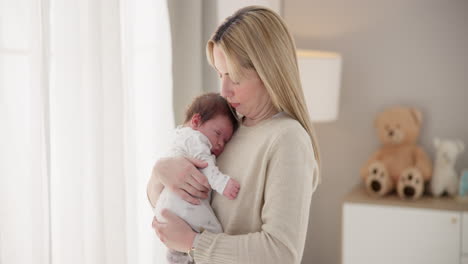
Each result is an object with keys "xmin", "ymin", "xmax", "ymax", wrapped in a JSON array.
[
  {"xmin": 120, "ymin": 0, "xmax": 174, "ymax": 263},
  {"xmin": 0, "ymin": 0, "xmax": 172, "ymax": 263}
]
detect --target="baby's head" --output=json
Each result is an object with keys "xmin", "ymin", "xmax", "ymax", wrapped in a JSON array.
[{"xmin": 184, "ymin": 93, "xmax": 239, "ymax": 157}]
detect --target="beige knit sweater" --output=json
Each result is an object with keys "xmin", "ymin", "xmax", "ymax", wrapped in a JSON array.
[{"xmin": 194, "ymin": 113, "xmax": 318, "ymax": 264}]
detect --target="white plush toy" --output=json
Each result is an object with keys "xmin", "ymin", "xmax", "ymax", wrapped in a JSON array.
[{"xmin": 431, "ymin": 138, "xmax": 465, "ymax": 197}]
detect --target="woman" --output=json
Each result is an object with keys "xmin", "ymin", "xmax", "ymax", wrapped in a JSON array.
[{"xmin": 148, "ymin": 6, "xmax": 320, "ymax": 264}]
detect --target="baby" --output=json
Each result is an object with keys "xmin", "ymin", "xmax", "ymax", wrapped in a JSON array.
[{"xmin": 154, "ymin": 92, "xmax": 240, "ymax": 264}]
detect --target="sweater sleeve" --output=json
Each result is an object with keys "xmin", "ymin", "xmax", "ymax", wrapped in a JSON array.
[{"xmin": 193, "ymin": 127, "xmax": 318, "ymax": 264}]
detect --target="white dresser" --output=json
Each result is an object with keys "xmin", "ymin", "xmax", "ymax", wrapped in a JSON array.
[{"xmin": 342, "ymin": 186, "xmax": 468, "ymax": 264}]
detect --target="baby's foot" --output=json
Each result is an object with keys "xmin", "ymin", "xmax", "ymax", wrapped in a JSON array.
[{"xmin": 223, "ymin": 179, "xmax": 240, "ymax": 200}]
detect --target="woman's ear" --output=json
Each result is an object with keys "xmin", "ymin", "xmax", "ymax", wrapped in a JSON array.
[{"xmin": 191, "ymin": 113, "xmax": 202, "ymax": 129}]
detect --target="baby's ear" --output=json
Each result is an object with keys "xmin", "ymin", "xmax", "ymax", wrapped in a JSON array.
[
  {"xmin": 191, "ymin": 113, "xmax": 202, "ymax": 128},
  {"xmin": 409, "ymin": 108, "xmax": 422, "ymax": 126}
]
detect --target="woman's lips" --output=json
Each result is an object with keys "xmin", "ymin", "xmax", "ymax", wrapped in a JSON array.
[{"xmin": 230, "ymin": 103, "xmax": 240, "ymax": 108}]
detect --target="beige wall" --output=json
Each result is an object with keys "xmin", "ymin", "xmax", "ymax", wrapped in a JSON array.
[
  {"xmin": 167, "ymin": 0, "xmax": 203, "ymax": 124},
  {"xmin": 284, "ymin": 1, "xmax": 468, "ymax": 263},
  {"xmin": 169, "ymin": 0, "xmax": 219, "ymax": 124}
]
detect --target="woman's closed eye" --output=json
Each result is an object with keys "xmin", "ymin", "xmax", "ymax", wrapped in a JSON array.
[
  {"xmin": 218, "ymin": 72, "xmax": 240, "ymax": 85},
  {"xmin": 229, "ymin": 76, "xmax": 240, "ymax": 85}
]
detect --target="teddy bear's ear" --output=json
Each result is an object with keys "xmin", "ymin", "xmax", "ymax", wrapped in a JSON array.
[
  {"xmin": 455, "ymin": 140, "xmax": 465, "ymax": 153},
  {"xmin": 409, "ymin": 108, "xmax": 422, "ymax": 125},
  {"xmin": 434, "ymin": 138, "xmax": 441, "ymax": 148}
]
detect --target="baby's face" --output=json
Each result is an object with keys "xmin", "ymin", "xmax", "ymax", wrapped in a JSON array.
[{"xmin": 192, "ymin": 114, "xmax": 233, "ymax": 157}]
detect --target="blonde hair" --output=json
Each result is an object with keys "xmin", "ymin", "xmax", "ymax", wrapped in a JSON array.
[{"xmin": 206, "ymin": 6, "xmax": 322, "ymax": 182}]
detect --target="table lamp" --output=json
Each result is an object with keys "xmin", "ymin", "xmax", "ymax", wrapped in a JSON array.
[{"xmin": 297, "ymin": 49, "xmax": 342, "ymax": 122}]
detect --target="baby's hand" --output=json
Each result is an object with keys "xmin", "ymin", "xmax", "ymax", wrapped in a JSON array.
[{"xmin": 223, "ymin": 179, "xmax": 240, "ymax": 200}]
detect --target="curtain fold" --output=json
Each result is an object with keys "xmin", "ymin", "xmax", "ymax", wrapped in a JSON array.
[
  {"xmin": 120, "ymin": 0, "xmax": 174, "ymax": 263},
  {"xmin": 0, "ymin": 0, "xmax": 50, "ymax": 263},
  {"xmin": 0, "ymin": 0, "xmax": 172, "ymax": 263}
]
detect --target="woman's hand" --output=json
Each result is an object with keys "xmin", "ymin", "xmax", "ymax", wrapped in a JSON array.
[
  {"xmin": 153, "ymin": 156, "xmax": 210, "ymax": 205},
  {"xmin": 152, "ymin": 209, "xmax": 197, "ymax": 252}
]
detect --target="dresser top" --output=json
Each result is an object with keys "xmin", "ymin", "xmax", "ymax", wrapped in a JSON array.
[{"xmin": 344, "ymin": 185, "xmax": 468, "ymax": 212}]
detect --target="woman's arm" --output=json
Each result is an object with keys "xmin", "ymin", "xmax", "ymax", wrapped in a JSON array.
[
  {"xmin": 152, "ymin": 209, "xmax": 198, "ymax": 253},
  {"xmin": 147, "ymin": 166, "xmax": 165, "ymax": 208},
  {"xmin": 146, "ymin": 156, "xmax": 211, "ymax": 207}
]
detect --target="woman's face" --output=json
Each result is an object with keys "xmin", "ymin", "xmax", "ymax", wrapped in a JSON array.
[{"xmin": 212, "ymin": 45, "xmax": 272, "ymax": 119}]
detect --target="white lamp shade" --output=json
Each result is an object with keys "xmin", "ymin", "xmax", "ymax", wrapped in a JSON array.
[{"xmin": 297, "ymin": 50, "xmax": 342, "ymax": 122}]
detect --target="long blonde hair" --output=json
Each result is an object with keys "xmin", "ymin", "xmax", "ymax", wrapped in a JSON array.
[{"xmin": 206, "ymin": 6, "xmax": 322, "ymax": 179}]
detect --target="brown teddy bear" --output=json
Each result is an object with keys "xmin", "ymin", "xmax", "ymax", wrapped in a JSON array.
[{"xmin": 360, "ymin": 106, "xmax": 433, "ymax": 200}]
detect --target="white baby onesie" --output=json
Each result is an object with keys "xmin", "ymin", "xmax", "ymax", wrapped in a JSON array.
[{"xmin": 154, "ymin": 126, "xmax": 231, "ymax": 234}]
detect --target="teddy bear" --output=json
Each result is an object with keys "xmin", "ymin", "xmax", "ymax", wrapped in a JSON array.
[
  {"xmin": 360, "ymin": 106, "xmax": 433, "ymax": 200},
  {"xmin": 431, "ymin": 138, "xmax": 465, "ymax": 197}
]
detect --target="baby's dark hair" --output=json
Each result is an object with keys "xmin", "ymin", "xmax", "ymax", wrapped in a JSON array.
[{"xmin": 184, "ymin": 92, "xmax": 239, "ymax": 132}]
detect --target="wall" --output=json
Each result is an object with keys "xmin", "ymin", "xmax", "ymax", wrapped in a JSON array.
[
  {"xmin": 202, "ymin": 0, "xmax": 220, "ymax": 95},
  {"xmin": 167, "ymin": 0, "xmax": 204, "ymax": 124},
  {"xmin": 283, "ymin": 1, "xmax": 468, "ymax": 263},
  {"xmin": 169, "ymin": 0, "xmax": 220, "ymax": 124}
]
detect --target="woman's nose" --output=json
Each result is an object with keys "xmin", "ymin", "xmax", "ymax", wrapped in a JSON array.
[{"xmin": 220, "ymin": 77, "xmax": 233, "ymax": 98}]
